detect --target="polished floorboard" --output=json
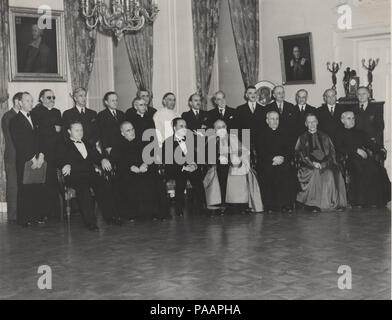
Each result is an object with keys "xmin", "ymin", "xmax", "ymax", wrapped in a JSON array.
[{"xmin": 0, "ymin": 208, "xmax": 390, "ymax": 300}]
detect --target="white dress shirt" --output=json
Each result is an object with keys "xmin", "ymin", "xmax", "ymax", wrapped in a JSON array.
[
  {"xmin": 298, "ymin": 104, "xmax": 306, "ymax": 112},
  {"xmin": 76, "ymin": 105, "xmax": 86, "ymax": 114},
  {"xmin": 20, "ymin": 110, "xmax": 34, "ymax": 128},
  {"xmin": 175, "ymin": 134, "xmax": 188, "ymax": 156},
  {"xmin": 72, "ymin": 140, "xmax": 88, "ymax": 159},
  {"xmin": 327, "ymin": 104, "xmax": 336, "ymax": 115},
  {"xmin": 218, "ymin": 107, "xmax": 226, "ymax": 117},
  {"xmin": 360, "ymin": 102, "xmax": 369, "ymax": 111},
  {"xmin": 248, "ymin": 101, "xmax": 256, "ymax": 113},
  {"xmin": 153, "ymin": 108, "xmax": 179, "ymax": 146}
]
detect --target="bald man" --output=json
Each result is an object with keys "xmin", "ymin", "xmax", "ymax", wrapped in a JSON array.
[
  {"xmin": 317, "ymin": 89, "xmax": 350, "ymax": 143},
  {"xmin": 336, "ymin": 111, "xmax": 390, "ymax": 208}
]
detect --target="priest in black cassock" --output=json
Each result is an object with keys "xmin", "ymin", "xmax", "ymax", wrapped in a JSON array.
[
  {"xmin": 295, "ymin": 113, "xmax": 347, "ymax": 212},
  {"xmin": 255, "ymin": 111, "xmax": 295, "ymax": 213},
  {"xmin": 31, "ymin": 89, "xmax": 62, "ymax": 220},
  {"xmin": 336, "ymin": 111, "xmax": 390, "ymax": 208},
  {"xmin": 110, "ymin": 122, "xmax": 168, "ymax": 221}
]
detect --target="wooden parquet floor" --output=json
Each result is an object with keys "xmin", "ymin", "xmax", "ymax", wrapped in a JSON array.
[{"xmin": 0, "ymin": 208, "xmax": 390, "ymax": 300}]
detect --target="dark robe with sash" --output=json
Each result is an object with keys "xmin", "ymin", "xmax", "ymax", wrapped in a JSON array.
[{"xmin": 295, "ymin": 131, "xmax": 347, "ymax": 210}]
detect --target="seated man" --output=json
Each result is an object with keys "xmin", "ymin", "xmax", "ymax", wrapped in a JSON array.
[
  {"xmin": 161, "ymin": 118, "xmax": 205, "ymax": 216},
  {"xmin": 204, "ymin": 120, "xmax": 263, "ymax": 215},
  {"xmin": 110, "ymin": 121, "xmax": 169, "ymax": 222},
  {"xmin": 256, "ymin": 111, "xmax": 295, "ymax": 213},
  {"xmin": 58, "ymin": 121, "xmax": 121, "ymax": 231},
  {"xmin": 295, "ymin": 113, "xmax": 347, "ymax": 212},
  {"xmin": 336, "ymin": 111, "xmax": 391, "ymax": 208}
]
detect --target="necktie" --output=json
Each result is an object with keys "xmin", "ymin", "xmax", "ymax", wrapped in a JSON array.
[
  {"xmin": 330, "ymin": 106, "xmax": 334, "ymax": 116},
  {"xmin": 112, "ymin": 111, "xmax": 118, "ymax": 120},
  {"xmin": 279, "ymin": 103, "xmax": 283, "ymax": 114},
  {"xmin": 195, "ymin": 111, "xmax": 199, "ymax": 119},
  {"xmin": 250, "ymin": 103, "xmax": 255, "ymax": 113},
  {"xmin": 301, "ymin": 105, "xmax": 305, "ymax": 113},
  {"xmin": 360, "ymin": 104, "xmax": 365, "ymax": 112},
  {"xmin": 81, "ymin": 108, "xmax": 85, "ymax": 115},
  {"xmin": 219, "ymin": 108, "xmax": 224, "ymax": 118}
]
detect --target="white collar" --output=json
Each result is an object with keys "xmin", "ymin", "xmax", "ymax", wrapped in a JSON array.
[
  {"xmin": 360, "ymin": 102, "xmax": 369, "ymax": 109},
  {"xmin": 298, "ymin": 104, "xmax": 306, "ymax": 108},
  {"xmin": 20, "ymin": 110, "xmax": 31, "ymax": 118},
  {"xmin": 192, "ymin": 109, "xmax": 200, "ymax": 114},
  {"xmin": 174, "ymin": 134, "xmax": 185, "ymax": 142}
]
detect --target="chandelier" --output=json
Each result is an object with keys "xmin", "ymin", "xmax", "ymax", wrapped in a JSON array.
[{"xmin": 80, "ymin": 0, "xmax": 159, "ymax": 41}]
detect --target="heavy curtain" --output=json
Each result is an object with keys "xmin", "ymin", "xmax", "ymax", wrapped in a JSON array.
[
  {"xmin": 228, "ymin": 0, "xmax": 259, "ymax": 88},
  {"xmin": 0, "ymin": 0, "xmax": 9, "ymax": 203},
  {"xmin": 191, "ymin": 0, "xmax": 220, "ymax": 110},
  {"xmin": 64, "ymin": 0, "xmax": 97, "ymax": 91},
  {"xmin": 124, "ymin": 0, "xmax": 154, "ymax": 92}
]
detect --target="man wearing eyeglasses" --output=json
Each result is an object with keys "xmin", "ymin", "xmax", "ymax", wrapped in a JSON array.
[{"xmin": 31, "ymin": 89, "xmax": 62, "ymax": 220}]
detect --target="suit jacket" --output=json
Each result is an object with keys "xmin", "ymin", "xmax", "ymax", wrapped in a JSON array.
[
  {"xmin": 236, "ymin": 102, "xmax": 267, "ymax": 144},
  {"xmin": 97, "ymin": 108, "xmax": 126, "ymax": 150},
  {"xmin": 207, "ymin": 106, "xmax": 237, "ymax": 129},
  {"xmin": 62, "ymin": 107, "xmax": 99, "ymax": 146},
  {"xmin": 181, "ymin": 109, "xmax": 209, "ymax": 132},
  {"xmin": 317, "ymin": 103, "xmax": 350, "ymax": 143},
  {"xmin": 57, "ymin": 139, "xmax": 103, "ymax": 185},
  {"xmin": 1, "ymin": 108, "xmax": 18, "ymax": 163},
  {"xmin": 293, "ymin": 104, "xmax": 317, "ymax": 137},
  {"xmin": 352, "ymin": 103, "xmax": 384, "ymax": 145},
  {"xmin": 9, "ymin": 112, "xmax": 42, "ymax": 179},
  {"xmin": 31, "ymin": 104, "xmax": 62, "ymax": 161}
]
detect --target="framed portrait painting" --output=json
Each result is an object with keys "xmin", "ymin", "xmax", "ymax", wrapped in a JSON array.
[
  {"xmin": 278, "ymin": 32, "xmax": 315, "ymax": 85},
  {"xmin": 9, "ymin": 7, "xmax": 67, "ymax": 82}
]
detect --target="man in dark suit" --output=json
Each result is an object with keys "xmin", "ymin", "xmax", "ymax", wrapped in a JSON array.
[
  {"xmin": 161, "ymin": 118, "xmax": 205, "ymax": 216},
  {"xmin": 317, "ymin": 89, "xmax": 350, "ymax": 144},
  {"xmin": 293, "ymin": 89, "xmax": 317, "ymax": 138},
  {"xmin": 236, "ymin": 85, "xmax": 266, "ymax": 144},
  {"xmin": 255, "ymin": 111, "xmax": 294, "ymax": 213},
  {"xmin": 352, "ymin": 86, "xmax": 384, "ymax": 145},
  {"xmin": 181, "ymin": 93, "xmax": 209, "ymax": 132},
  {"xmin": 62, "ymin": 87, "xmax": 99, "ymax": 147},
  {"xmin": 267, "ymin": 86, "xmax": 297, "ymax": 150},
  {"xmin": 1, "ymin": 92, "xmax": 22, "ymax": 223},
  {"xmin": 9, "ymin": 92, "xmax": 47, "ymax": 227},
  {"xmin": 125, "ymin": 97, "xmax": 156, "ymax": 144},
  {"xmin": 207, "ymin": 91, "xmax": 237, "ymax": 130},
  {"xmin": 97, "ymin": 91, "xmax": 126, "ymax": 156},
  {"xmin": 126, "ymin": 89, "xmax": 157, "ymax": 120},
  {"xmin": 58, "ymin": 121, "xmax": 121, "ymax": 231},
  {"xmin": 31, "ymin": 89, "xmax": 62, "ymax": 220}
]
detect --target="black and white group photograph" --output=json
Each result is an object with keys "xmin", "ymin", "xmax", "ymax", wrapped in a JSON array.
[{"xmin": 0, "ymin": 0, "xmax": 391, "ymax": 307}]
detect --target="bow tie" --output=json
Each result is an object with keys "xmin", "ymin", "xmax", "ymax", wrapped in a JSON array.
[
  {"xmin": 72, "ymin": 140, "xmax": 82, "ymax": 144},
  {"xmin": 26, "ymin": 112, "xmax": 31, "ymax": 117},
  {"xmin": 176, "ymin": 137, "xmax": 186, "ymax": 143}
]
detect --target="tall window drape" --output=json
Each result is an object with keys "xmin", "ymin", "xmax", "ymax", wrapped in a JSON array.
[
  {"xmin": 0, "ymin": 0, "xmax": 9, "ymax": 203},
  {"xmin": 191, "ymin": 0, "xmax": 220, "ymax": 110},
  {"xmin": 64, "ymin": 0, "xmax": 97, "ymax": 92},
  {"xmin": 124, "ymin": 0, "xmax": 154, "ymax": 93},
  {"xmin": 228, "ymin": 0, "xmax": 259, "ymax": 88}
]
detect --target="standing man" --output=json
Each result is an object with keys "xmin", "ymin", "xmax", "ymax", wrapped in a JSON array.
[
  {"xmin": 153, "ymin": 92, "xmax": 179, "ymax": 146},
  {"xmin": 317, "ymin": 89, "xmax": 349, "ymax": 144},
  {"xmin": 181, "ymin": 93, "xmax": 209, "ymax": 132},
  {"xmin": 62, "ymin": 87, "xmax": 99, "ymax": 147},
  {"xmin": 255, "ymin": 111, "xmax": 294, "ymax": 213},
  {"xmin": 97, "ymin": 91, "xmax": 126, "ymax": 156},
  {"xmin": 207, "ymin": 91, "xmax": 237, "ymax": 130},
  {"xmin": 10, "ymin": 92, "xmax": 46, "ymax": 227},
  {"xmin": 1, "ymin": 92, "xmax": 22, "ymax": 223},
  {"xmin": 126, "ymin": 97, "xmax": 156, "ymax": 144},
  {"xmin": 353, "ymin": 86, "xmax": 384, "ymax": 145},
  {"xmin": 267, "ymin": 86, "xmax": 297, "ymax": 150},
  {"xmin": 31, "ymin": 89, "xmax": 62, "ymax": 220},
  {"xmin": 126, "ymin": 89, "xmax": 157, "ymax": 119},
  {"xmin": 293, "ymin": 89, "xmax": 316, "ymax": 138}
]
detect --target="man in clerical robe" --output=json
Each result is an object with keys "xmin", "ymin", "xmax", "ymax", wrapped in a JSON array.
[
  {"xmin": 153, "ymin": 92, "xmax": 179, "ymax": 146},
  {"xmin": 336, "ymin": 111, "xmax": 390, "ymax": 208},
  {"xmin": 255, "ymin": 111, "xmax": 295, "ymax": 213},
  {"xmin": 295, "ymin": 113, "xmax": 347, "ymax": 212},
  {"xmin": 203, "ymin": 120, "xmax": 263, "ymax": 215}
]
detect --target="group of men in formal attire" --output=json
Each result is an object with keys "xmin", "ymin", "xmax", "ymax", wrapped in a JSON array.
[{"xmin": 1, "ymin": 84, "xmax": 390, "ymax": 231}]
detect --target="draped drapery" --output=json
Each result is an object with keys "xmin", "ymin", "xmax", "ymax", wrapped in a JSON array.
[
  {"xmin": 191, "ymin": 0, "xmax": 220, "ymax": 110},
  {"xmin": 64, "ymin": 0, "xmax": 97, "ymax": 91},
  {"xmin": 228, "ymin": 0, "xmax": 259, "ymax": 88},
  {"xmin": 0, "ymin": 0, "xmax": 9, "ymax": 202},
  {"xmin": 124, "ymin": 0, "xmax": 154, "ymax": 92}
]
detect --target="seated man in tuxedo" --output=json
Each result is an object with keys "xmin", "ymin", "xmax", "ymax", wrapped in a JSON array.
[
  {"xmin": 9, "ymin": 92, "xmax": 47, "ymax": 227},
  {"xmin": 353, "ymin": 86, "xmax": 384, "ymax": 146},
  {"xmin": 267, "ymin": 86, "xmax": 297, "ymax": 151},
  {"xmin": 62, "ymin": 87, "xmax": 99, "ymax": 147},
  {"xmin": 317, "ymin": 89, "xmax": 350, "ymax": 144},
  {"xmin": 207, "ymin": 91, "xmax": 237, "ymax": 130},
  {"xmin": 336, "ymin": 111, "xmax": 390, "ymax": 208},
  {"xmin": 97, "ymin": 91, "xmax": 126, "ymax": 156},
  {"xmin": 58, "ymin": 121, "xmax": 121, "ymax": 231},
  {"xmin": 125, "ymin": 97, "xmax": 156, "ymax": 144},
  {"xmin": 255, "ymin": 111, "xmax": 295, "ymax": 213},
  {"xmin": 293, "ymin": 89, "xmax": 316, "ymax": 138},
  {"xmin": 161, "ymin": 118, "xmax": 205, "ymax": 216},
  {"xmin": 181, "ymin": 93, "xmax": 208, "ymax": 132}
]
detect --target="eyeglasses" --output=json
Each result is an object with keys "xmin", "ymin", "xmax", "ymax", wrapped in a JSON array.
[{"xmin": 46, "ymin": 96, "xmax": 56, "ymax": 100}]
